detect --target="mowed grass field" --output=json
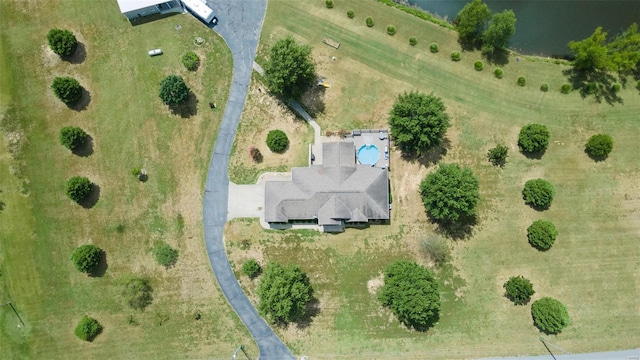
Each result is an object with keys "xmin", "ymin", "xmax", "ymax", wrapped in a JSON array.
[
  {"xmin": 224, "ymin": 0, "xmax": 640, "ymax": 358},
  {"xmin": 0, "ymin": 0, "xmax": 257, "ymax": 358}
]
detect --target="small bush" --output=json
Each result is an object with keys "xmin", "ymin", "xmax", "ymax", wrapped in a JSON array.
[
  {"xmin": 487, "ymin": 144, "xmax": 508, "ymax": 166},
  {"xmin": 242, "ymin": 259, "xmax": 262, "ymax": 279},
  {"xmin": 65, "ymin": 176, "xmax": 92, "ymax": 203},
  {"xmin": 249, "ymin": 146, "xmax": 263, "ymax": 162},
  {"xmin": 59, "ymin": 126, "xmax": 88, "ymax": 151},
  {"xmin": 517, "ymin": 76, "xmax": 526, "ymax": 86},
  {"xmin": 527, "ymin": 220, "xmax": 558, "ymax": 251},
  {"xmin": 540, "ymin": 83, "xmax": 549, "ymax": 92},
  {"xmin": 266, "ymin": 129, "xmax": 289, "ymax": 153},
  {"xmin": 419, "ymin": 236, "xmax": 449, "ymax": 267},
  {"xmin": 152, "ymin": 241, "xmax": 179, "ymax": 268},
  {"xmin": 494, "ymin": 68, "xmax": 504, "ymax": 79},
  {"xmin": 366, "ymin": 16, "xmax": 374, "ymax": 27},
  {"xmin": 70, "ymin": 244, "xmax": 103, "ymax": 274},
  {"xmin": 74, "ymin": 316, "xmax": 102, "ymax": 341},
  {"xmin": 450, "ymin": 51, "xmax": 461, "ymax": 61},
  {"xmin": 611, "ymin": 83, "xmax": 621, "ymax": 93},
  {"xmin": 584, "ymin": 82, "xmax": 598, "ymax": 94},
  {"xmin": 51, "ymin": 77, "xmax": 83, "ymax": 105},
  {"xmin": 325, "ymin": 0, "xmax": 333, "ymax": 8},
  {"xmin": 531, "ymin": 297, "xmax": 570, "ymax": 334},
  {"xmin": 429, "ymin": 43, "xmax": 439, "ymax": 53},
  {"xmin": 131, "ymin": 167, "xmax": 141, "ymax": 177},
  {"xmin": 518, "ymin": 123, "xmax": 550, "ymax": 154},
  {"xmin": 386, "ymin": 25, "xmax": 396, "ymax": 35},
  {"xmin": 409, "ymin": 36, "xmax": 417, "ymax": 46},
  {"xmin": 522, "ymin": 179, "xmax": 555, "ymax": 210},
  {"xmin": 560, "ymin": 83, "xmax": 572, "ymax": 94},
  {"xmin": 474, "ymin": 60, "xmax": 484, "ymax": 71},
  {"xmin": 46, "ymin": 28, "xmax": 78, "ymax": 57},
  {"xmin": 585, "ymin": 134, "xmax": 613, "ymax": 159},
  {"xmin": 503, "ymin": 276, "xmax": 535, "ymax": 305},
  {"xmin": 181, "ymin": 51, "xmax": 200, "ymax": 71},
  {"xmin": 347, "ymin": 9, "xmax": 355, "ymax": 18},
  {"xmin": 122, "ymin": 276, "xmax": 153, "ymax": 310}
]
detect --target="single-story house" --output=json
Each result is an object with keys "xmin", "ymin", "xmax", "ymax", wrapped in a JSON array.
[
  {"xmin": 116, "ymin": 0, "xmax": 183, "ymax": 22},
  {"xmin": 264, "ymin": 142, "xmax": 390, "ymax": 233}
]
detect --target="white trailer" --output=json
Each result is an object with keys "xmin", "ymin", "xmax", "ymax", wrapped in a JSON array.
[{"xmin": 181, "ymin": 0, "xmax": 215, "ymax": 23}]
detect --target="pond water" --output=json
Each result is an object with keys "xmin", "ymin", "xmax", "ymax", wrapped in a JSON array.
[{"xmin": 410, "ymin": 0, "xmax": 640, "ymax": 57}]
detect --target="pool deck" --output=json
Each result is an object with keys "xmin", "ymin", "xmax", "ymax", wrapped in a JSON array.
[{"xmin": 311, "ymin": 129, "xmax": 389, "ymax": 168}]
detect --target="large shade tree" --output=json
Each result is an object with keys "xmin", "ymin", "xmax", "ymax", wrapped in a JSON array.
[
  {"xmin": 568, "ymin": 27, "xmax": 611, "ymax": 72},
  {"xmin": 378, "ymin": 260, "xmax": 440, "ymax": 331},
  {"xmin": 481, "ymin": 10, "xmax": 516, "ymax": 54},
  {"xmin": 159, "ymin": 75, "xmax": 190, "ymax": 106},
  {"xmin": 264, "ymin": 36, "xmax": 316, "ymax": 99},
  {"xmin": 388, "ymin": 91, "xmax": 450, "ymax": 156},
  {"xmin": 257, "ymin": 262, "xmax": 313, "ymax": 325},
  {"xmin": 419, "ymin": 163, "xmax": 480, "ymax": 222},
  {"xmin": 455, "ymin": 0, "xmax": 491, "ymax": 46}
]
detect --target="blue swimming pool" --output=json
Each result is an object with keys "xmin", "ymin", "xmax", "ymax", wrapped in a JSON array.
[{"xmin": 357, "ymin": 144, "xmax": 380, "ymax": 165}]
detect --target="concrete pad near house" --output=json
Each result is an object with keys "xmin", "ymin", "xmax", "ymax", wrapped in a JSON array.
[{"xmin": 227, "ymin": 182, "xmax": 264, "ymax": 220}]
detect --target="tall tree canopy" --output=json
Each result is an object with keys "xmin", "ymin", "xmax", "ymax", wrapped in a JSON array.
[
  {"xmin": 455, "ymin": 0, "xmax": 491, "ymax": 46},
  {"xmin": 264, "ymin": 36, "xmax": 316, "ymax": 99},
  {"xmin": 419, "ymin": 163, "xmax": 480, "ymax": 222},
  {"xmin": 481, "ymin": 10, "xmax": 516, "ymax": 54},
  {"xmin": 378, "ymin": 260, "xmax": 440, "ymax": 331},
  {"xmin": 388, "ymin": 91, "xmax": 450, "ymax": 156},
  {"xmin": 568, "ymin": 27, "xmax": 611, "ymax": 72},
  {"xmin": 159, "ymin": 75, "xmax": 190, "ymax": 106},
  {"xmin": 257, "ymin": 262, "xmax": 313, "ymax": 325},
  {"xmin": 607, "ymin": 23, "xmax": 640, "ymax": 74}
]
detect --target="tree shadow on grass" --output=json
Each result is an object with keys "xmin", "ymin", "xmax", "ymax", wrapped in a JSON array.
[
  {"xmin": 61, "ymin": 42, "xmax": 86, "ymax": 64},
  {"xmin": 0, "ymin": 201, "xmax": 5, "ymax": 213},
  {"xmin": 79, "ymin": 184, "xmax": 100, "ymax": 209},
  {"xmin": 89, "ymin": 251, "xmax": 108, "ymax": 278},
  {"xmin": 562, "ymin": 68, "xmax": 623, "ymax": 105},
  {"xmin": 294, "ymin": 296, "xmax": 320, "ymax": 330},
  {"xmin": 72, "ymin": 135, "xmax": 94, "ymax": 157},
  {"xmin": 431, "ymin": 214, "xmax": 477, "ymax": 241},
  {"xmin": 69, "ymin": 87, "xmax": 91, "ymax": 111},
  {"xmin": 520, "ymin": 148, "xmax": 547, "ymax": 160},
  {"xmin": 300, "ymin": 83, "xmax": 326, "ymax": 118},
  {"xmin": 483, "ymin": 48, "xmax": 510, "ymax": 66},
  {"xmin": 401, "ymin": 138, "xmax": 451, "ymax": 168},
  {"xmin": 169, "ymin": 91, "xmax": 198, "ymax": 118}
]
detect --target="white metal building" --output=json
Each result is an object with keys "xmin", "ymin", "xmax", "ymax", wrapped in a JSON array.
[{"xmin": 116, "ymin": 0, "xmax": 183, "ymax": 22}]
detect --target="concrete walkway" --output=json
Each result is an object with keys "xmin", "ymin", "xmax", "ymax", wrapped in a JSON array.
[{"xmin": 202, "ymin": 0, "xmax": 295, "ymax": 359}]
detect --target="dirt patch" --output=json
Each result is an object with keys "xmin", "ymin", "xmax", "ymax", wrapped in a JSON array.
[{"xmin": 367, "ymin": 273, "xmax": 384, "ymax": 295}]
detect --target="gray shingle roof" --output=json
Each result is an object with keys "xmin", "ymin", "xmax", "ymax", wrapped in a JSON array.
[{"xmin": 264, "ymin": 142, "xmax": 389, "ymax": 225}]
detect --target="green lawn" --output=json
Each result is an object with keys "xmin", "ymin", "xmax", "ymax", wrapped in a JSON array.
[
  {"xmin": 224, "ymin": 0, "xmax": 640, "ymax": 358},
  {"xmin": 0, "ymin": 0, "xmax": 256, "ymax": 358}
]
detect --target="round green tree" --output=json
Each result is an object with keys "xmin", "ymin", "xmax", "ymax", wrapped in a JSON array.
[
  {"xmin": 347, "ymin": 9, "xmax": 355, "ymax": 18},
  {"xmin": 159, "ymin": 75, "xmax": 190, "ymax": 106},
  {"xmin": 264, "ymin": 36, "xmax": 316, "ymax": 99},
  {"xmin": 409, "ymin": 36, "xmax": 417, "ymax": 46},
  {"xmin": 420, "ymin": 163, "xmax": 480, "ymax": 222},
  {"xmin": 152, "ymin": 241, "xmax": 179, "ymax": 268},
  {"xmin": 585, "ymin": 134, "xmax": 613, "ymax": 159},
  {"xmin": 451, "ymin": 51, "xmax": 461, "ymax": 61},
  {"xmin": 429, "ymin": 43, "xmax": 439, "ymax": 53},
  {"xmin": 474, "ymin": 60, "xmax": 484, "ymax": 71},
  {"xmin": 70, "ymin": 244, "xmax": 103, "ymax": 274},
  {"xmin": 518, "ymin": 123, "xmax": 550, "ymax": 154},
  {"xmin": 487, "ymin": 143, "xmax": 509, "ymax": 166},
  {"xmin": 46, "ymin": 28, "xmax": 78, "ymax": 57},
  {"xmin": 122, "ymin": 276, "xmax": 153, "ymax": 310},
  {"xmin": 266, "ymin": 129, "xmax": 289, "ymax": 153},
  {"xmin": 51, "ymin": 77, "xmax": 83, "ymax": 105},
  {"xmin": 74, "ymin": 316, "xmax": 102, "ymax": 341},
  {"xmin": 388, "ymin": 91, "xmax": 450, "ymax": 156},
  {"xmin": 527, "ymin": 220, "xmax": 558, "ymax": 251},
  {"xmin": 387, "ymin": 25, "xmax": 396, "ymax": 35},
  {"xmin": 494, "ymin": 68, "xmax": 504, "ymax": 78},
  {"xmin": 257, "ymin": 262, "xmax": 313, "ymax": 325},
  {"xmin": 503, "ymin": 275, "xmax": 535, "ymax": 305},
  {"xmin": 531, "ymin": 297, "xmax": 570, "ymax": 334},
  {"xmin": 522, "ymin": 179, "xmax": 555, "ymax": 210},
  {"xmin": 242, "ymin": 258, "xmax": 262, "ymax": 279},
  {"xmin": 366, "ymin": 16, "xmax": 374, "ymax": 27},
  {"xmin": 517, "ymin": 76, "xmax": 527, "ymax": 86},
  {"xmin": 378, "ymin": 260, "xmax": 440, "ymax": 330},
  {"xmin": 65, "ymin": 176, "xmax": 92, "ymax": 203},
  {"xmin": 181, "ymin": 51, "xmax": 200, "ymax": 71},
  {"xmin": 325, "ymin": 0, "xmax": 333, "ymax": 8},
  {"xmin": 59, "ymin": 126, "xmax": 88, "ymax": 150}
]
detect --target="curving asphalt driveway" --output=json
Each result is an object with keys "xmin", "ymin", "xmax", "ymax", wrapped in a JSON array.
[{"xmin": 202, "ymin": 0, "xmax": 295, "ymax": 359}]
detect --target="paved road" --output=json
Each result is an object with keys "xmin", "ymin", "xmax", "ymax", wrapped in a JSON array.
[
  {"xmin": 483, "ymin": 348, "xmax": 640, "ymax": 360},
  {"xmin": 201, "ymin": 1, "xmax": 295, "ymax": 359}
]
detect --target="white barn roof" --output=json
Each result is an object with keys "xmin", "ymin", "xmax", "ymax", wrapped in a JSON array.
[{"xmin": 116, "ymin": 0, "xmax": 170, "ymax": 13}]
